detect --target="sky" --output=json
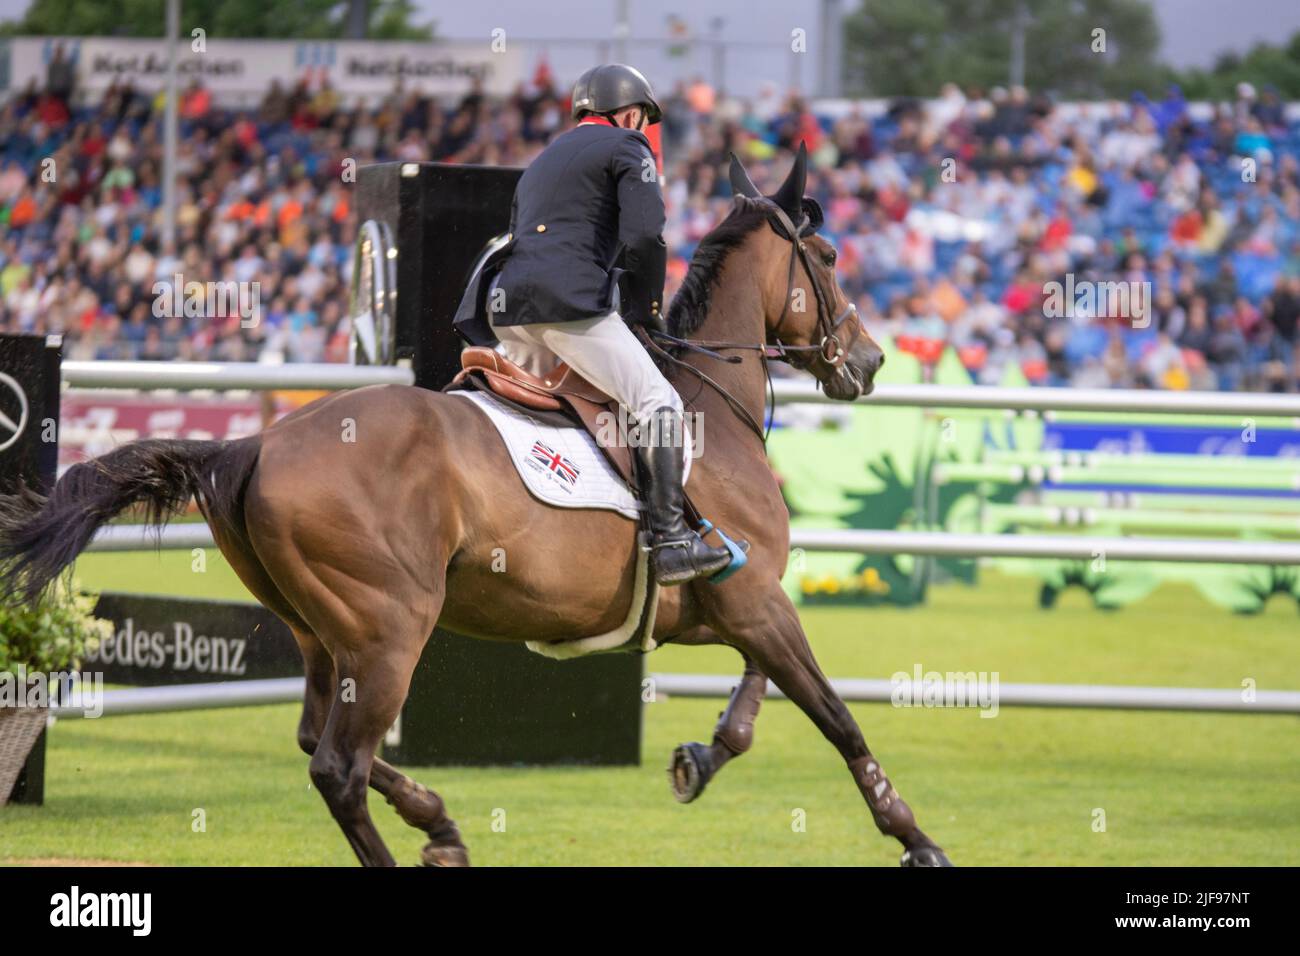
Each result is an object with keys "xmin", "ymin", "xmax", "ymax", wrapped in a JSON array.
[
  {"xmin": 420, "ymin": 0, "xmax": 1300, "ymax": 69},
  {"xmin": 0, "ymin": 0, "xmax": 1297, "ymax": 94},
  {"xmin": 416, "ymin": 0, "xmax": 1300, "ymax": 97}
]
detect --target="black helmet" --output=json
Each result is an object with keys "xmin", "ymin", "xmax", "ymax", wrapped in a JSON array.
[{"xmin": 570, "ymin": 64, "xmax": 662, "ymax": 124}]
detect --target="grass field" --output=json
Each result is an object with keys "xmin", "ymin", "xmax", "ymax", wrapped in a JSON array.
[{"xmin": 2, "ymin": 548, "xmax": 1297, "ymax": 866}]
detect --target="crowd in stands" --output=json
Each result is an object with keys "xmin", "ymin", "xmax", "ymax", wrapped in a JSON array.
[{"xmin": 1, "ymin": 50, "xmax": 1299, "ymax": 392}]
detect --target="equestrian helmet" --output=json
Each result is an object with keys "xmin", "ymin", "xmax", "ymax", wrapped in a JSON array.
[{"xmin": 570, "ymin": 63, "xmax": 662, "ymax": 124}]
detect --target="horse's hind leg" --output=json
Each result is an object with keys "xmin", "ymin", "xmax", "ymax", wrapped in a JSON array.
[
  {"xmin": 307, "ymin": 635, "xmax": 429, "ymax": 867},
  {"xmin": 207, "ymin": 527, "xmax": 338, "ymax": 766},
  {"xmin": 369, "ymin": 759, "xmax": 469, "ymax": 867},
  {"xmin": 290, "ymin": 627, "xmax": 334, "ymax": 757},
  {"xmin": 667, "ymin": 631, "xmax": 766, "ymax": 802},
  {"xmin": 225, "ymin": 551, "xmax": 427, "ymax": 864},
  {"xmin": 719, "ymin": 587, "xmax": 951, "ymax": 867},
  {"xmin": 282, "ymin": 567, "xmax": 442, "ymax": 867},
  {"xmin": 288, "ymin": 619, "xmax": 465, "ymax": 864},
  {"xmin": 204, "ymin": 519, "xmax": 336, "ymax": 760},
  {"xmin": 287, "ymin": 622, "xmax": 467, "ymax": 865}
]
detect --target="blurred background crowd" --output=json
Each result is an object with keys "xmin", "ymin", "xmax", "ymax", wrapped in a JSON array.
[{"xmin": 1, "ymin": 64, "xmax": 1299, "ymax": 391}]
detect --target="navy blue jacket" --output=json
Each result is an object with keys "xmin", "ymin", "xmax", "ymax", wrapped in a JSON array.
[{"xmin": 454, "ymin": 122, "xmax": 666, "ymax": 343}]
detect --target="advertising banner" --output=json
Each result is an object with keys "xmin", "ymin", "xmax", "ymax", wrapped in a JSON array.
[{"xmin": 6, "ymin": 37, "xmax": 523, "ymax": 103}]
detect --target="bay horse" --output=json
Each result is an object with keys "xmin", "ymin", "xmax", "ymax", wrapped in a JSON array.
[{"xmin": 0, "ymin": 147, "xmax": 952, "ymax": 867}]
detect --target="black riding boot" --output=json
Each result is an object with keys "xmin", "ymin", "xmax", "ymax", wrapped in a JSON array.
[{"xmin": 636, "ymin": 407, "xmax": 733, "ymax": 586}]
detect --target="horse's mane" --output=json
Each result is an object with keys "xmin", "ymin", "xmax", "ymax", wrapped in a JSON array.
[{"xmin": 666, "ymin": 195, "xmax": 771, "ymax": 338}]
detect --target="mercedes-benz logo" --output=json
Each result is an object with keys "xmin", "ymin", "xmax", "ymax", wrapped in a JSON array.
[
  {"xmin": 349, "ymin": 219, "xmax": 397, "ymax": 366},
  {"xmin": 0, "ymin": 370, "xmax": 30, "ymax": 453}
]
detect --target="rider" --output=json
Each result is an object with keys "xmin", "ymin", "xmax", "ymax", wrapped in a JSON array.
[{"xmin": 459, "ymin": 64, "xmax": 732, "ymax": 587}]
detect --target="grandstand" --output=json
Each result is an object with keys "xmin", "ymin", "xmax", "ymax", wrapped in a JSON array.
[{"xmin": 2, "ymin": 70, "xmax": 1299, "ymax": 393}]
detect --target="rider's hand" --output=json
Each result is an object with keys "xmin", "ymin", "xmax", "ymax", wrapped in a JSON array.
[{"xmin": 640, "ymin": 311, "xmax": 668, "ymax": 338}]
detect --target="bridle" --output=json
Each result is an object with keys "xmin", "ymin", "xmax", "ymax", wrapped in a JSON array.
[
  {"xmin": 766, "ymin": 202, "xmax": 864, "ymax": 377},
  {"xmin": 644, "ymin": 198, "xmax": 864, "ymax": 442}
]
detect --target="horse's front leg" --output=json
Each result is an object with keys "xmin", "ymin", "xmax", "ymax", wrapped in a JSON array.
[
  {"xmin": 663, "ymin": 626, "xmax": 766, "ymax": 802},
  {"xmin": 715, "ymin": 586, "xmax": 952, "ymax": 867}
]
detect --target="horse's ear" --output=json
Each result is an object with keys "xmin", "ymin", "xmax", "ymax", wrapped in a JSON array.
[
  {"xmin": 770, "ymin": 141, "xmax": 808, "ymax": 221},
  {"xmin": 728, "ymin": 152, "xmax": 762, "ymax": 198}
]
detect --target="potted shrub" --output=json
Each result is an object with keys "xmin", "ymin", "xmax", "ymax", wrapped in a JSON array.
[{"xmin": 0, "ymin": 582, "xmax": 111, "ymax": 804}]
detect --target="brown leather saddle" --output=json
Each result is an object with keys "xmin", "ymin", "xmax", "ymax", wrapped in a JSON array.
[{"xmin": 448, "ymin": 346, "xmax": 636, "ymax": 486}]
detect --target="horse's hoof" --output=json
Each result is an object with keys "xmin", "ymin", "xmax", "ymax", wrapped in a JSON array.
[
  {"xmin": 420, "ymin": 843, "xmax": 470, "ymax": 867},
  {"xmin": 900, "ymin": 846, "xmax": 953, "ymax": 867},
  {"xmin": 669, "ymin": 743, "xmax": 712, "ymax": 803}
]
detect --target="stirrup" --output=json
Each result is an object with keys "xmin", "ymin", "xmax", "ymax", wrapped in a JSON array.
[
  {"xmin": 648, "ymin": 532, "xmax": 730, "ymax": 585},
  {"xmin": 696, "ymin": 519, "xmax": 749, "ymax": 583}
]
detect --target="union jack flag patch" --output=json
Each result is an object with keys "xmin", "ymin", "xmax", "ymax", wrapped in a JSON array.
[{"xmin": 529, "ymin": 440, "xmax": 580, "ymax": 485}]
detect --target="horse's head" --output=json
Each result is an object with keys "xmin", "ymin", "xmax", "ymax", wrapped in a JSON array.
[{"xmin": 728, "ymin": 144, "xmax": 884, "ymax": 400}]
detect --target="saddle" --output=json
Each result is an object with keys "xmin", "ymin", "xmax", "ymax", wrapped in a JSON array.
[
  {"xmin": 448, "ymin": 344, "xmax": 749, "ymax": 593},
  {"xmin": 448, "ymin": 346, "xmax": 636, "ymax": 487}
]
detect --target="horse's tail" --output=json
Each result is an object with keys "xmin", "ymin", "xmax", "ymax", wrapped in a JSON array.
[{"xmin": 0, "ymin": 436, "xmax": 262, "ymax": 604}]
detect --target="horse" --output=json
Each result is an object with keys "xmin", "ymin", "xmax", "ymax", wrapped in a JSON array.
[{"xmin": 0, "ymin": 146, "xmax": 952, "ymax": 867}]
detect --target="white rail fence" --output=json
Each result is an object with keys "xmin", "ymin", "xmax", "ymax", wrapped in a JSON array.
[
  {"xmin": 788, "ymin": 529, "xmax": 1300, "ymax": 565},
  {"xmin": 53, "ymin": 678, "xmax": 307, "ymax": 719},
  {"xmin": 86, "ymin": 522, "xmax": 1300, "ymax": 566},
  {"xmin": 70, "ymin": 360, "xmax": 1300, "ymax": 567},
  {"xmin": 50, "ymin": 674, "xmax": 1300, "ymax": 718},
  {"xmin": 61, "ymin": 361, "xmax": 1300, "ymax": 417},
  {"xmin": 61, "ymin": 361, "xmax": 1300, "ymax": 716},
  {"xmin": 772, "ymin": 379, "xmax": 1300, "ymax": 417},
  {"xmin": 63, "ymin": 360, "xmax": 413, "ymax": 391}
]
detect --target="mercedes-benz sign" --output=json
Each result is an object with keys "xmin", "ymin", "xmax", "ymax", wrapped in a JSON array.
[{"xmin": 0, "ymin": 369, "xmax": 30, "ymax": 453}]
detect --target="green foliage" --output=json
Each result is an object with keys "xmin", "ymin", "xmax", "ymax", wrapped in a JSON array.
[
  {"xmin": 1174, "ymin": 34, "xmax": 1300, "ymax": 100},
  {"xmin": 0, "ymin": 0, "xmax": 434, "ymax": 40},
  {"xmin": 1034, "ymin": 557, "xmax": 1160, "ymax": 610},
  {"xmin": 844, "ymin": 0, "xmax": 1300, "ymax": 100},
  {"xmin": 366, "ymin": 0, "xmax": 431, "ymax": 41},
  {"xmin": 844, "ymin": 0, "xmax": 1164, "ymax": 98},
  {"xmin": 0, "ymin": 581, "xmax": 111, "ymax": 675},
  {"xmin": 1188, "ymin": 561, "xmax": 1300, "ymax": 614}
]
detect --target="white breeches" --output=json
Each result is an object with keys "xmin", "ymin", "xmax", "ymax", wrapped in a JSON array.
[{"xmin": 490, "ymin": 311, "xmax": 682, "ymax": 426}]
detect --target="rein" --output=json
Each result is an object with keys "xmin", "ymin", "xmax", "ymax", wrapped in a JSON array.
[
  {"xmin": 647, "ymin": 201, "xmax": 863, "ymax": 444},
  {"xmin": 639, "ymin": 328, "xmax": 770, "ymax": 441}
]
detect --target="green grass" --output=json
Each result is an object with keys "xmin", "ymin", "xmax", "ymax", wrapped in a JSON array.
[{"xmin": 2, "ymin": 551, "xmax": 1297, "ymax": 866}]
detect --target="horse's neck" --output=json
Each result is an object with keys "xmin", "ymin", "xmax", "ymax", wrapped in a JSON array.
[{"xmin": 666, "ymin": 274, "xmax": 769, "ymax": 441}]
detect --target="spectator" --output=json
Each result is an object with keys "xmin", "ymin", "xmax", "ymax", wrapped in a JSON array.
[
  {"xmin": 180, "ymin": 80, "xmax": 212, "ymax": 121},
  {"xmin": 45, "ymin": 43, "xmax": 76, "ymax": 111},
  {"xmin": 1, "ymin": 72, "xmax": 1298, "ymax": 395}
]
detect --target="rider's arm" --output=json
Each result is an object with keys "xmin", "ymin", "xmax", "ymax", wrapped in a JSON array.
[{"xmin": 612, "ymin": 134, "xmax": 667, "ymax": 330}]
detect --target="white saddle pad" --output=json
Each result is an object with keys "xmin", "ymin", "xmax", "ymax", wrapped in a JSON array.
[
  {"xmin": 450, "ymin": 386, "xmax": 699, "ymax": 659},
  {"xmin": 452, "ymin": 388, "xmax": 696, "ymax": 521}
]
